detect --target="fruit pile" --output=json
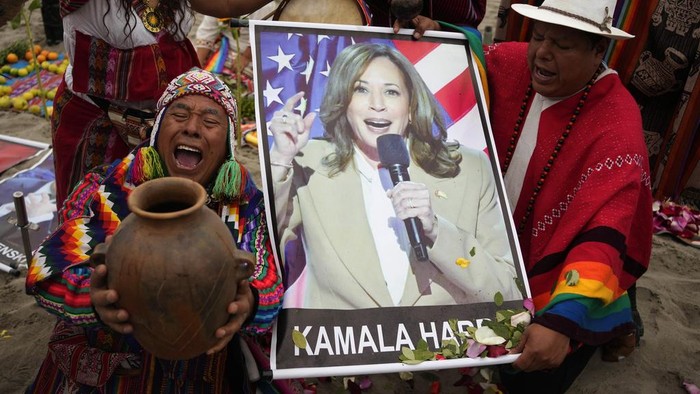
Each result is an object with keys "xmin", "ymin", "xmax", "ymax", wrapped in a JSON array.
[
  {"xmin": 0, "ymin": 86, "xmax": 57, "ymax": 115},
  {"xmin": 0, "ymin": 41, "xmax": 66, "ymax": 115},
  {"xmin": 1, "ymin": 43, "xmax": 67, "ymax": 77}
]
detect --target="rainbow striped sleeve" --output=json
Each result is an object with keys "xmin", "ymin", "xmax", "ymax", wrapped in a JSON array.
[
  {"xmin": 533, "ymin": 247, "xmax": 638, "ymax": 345},
  {"xmin": 26, "ymin": 171, "xmax": 120, "ymax": 326}
]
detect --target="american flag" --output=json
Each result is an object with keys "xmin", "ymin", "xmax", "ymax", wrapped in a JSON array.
[{"xmin": 255, "ymin": 27, "xmax": 488, "ymax": 152}]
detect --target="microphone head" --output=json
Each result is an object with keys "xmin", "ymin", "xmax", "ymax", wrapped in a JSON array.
[{"xmin": 377, "ymin": 134, "xmax": 410, "ymax": 166}]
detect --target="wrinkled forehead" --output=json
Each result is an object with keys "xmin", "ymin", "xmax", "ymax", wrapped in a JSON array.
[{"xmin": 166, "ymin": 95, "xmax": 228, "ymax": 118}]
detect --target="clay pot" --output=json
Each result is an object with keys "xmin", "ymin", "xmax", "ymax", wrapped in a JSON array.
[{"xmin": 95, "ymin": 177, "xmax": 254, "ymax": 360}]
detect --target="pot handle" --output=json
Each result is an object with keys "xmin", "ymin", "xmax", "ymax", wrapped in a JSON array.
[{"xmin": 90, "ymin": 242, "xmax": 109, "ymax": 267}]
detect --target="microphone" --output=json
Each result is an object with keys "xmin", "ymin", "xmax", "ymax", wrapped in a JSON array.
[{"xmin": 377, "ymin": 134, "xmax": 429, "ymax": 261}]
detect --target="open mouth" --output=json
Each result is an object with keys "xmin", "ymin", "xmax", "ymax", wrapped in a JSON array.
[
  {"xmin": 174, "ymin": 145, "xmax": 202, "ymax": 170},
  {"xmin": 364, "ymin": 118, "xmax": 391, "ymax": 131},
  {"xmin": 534, "ymin": 66, "xmax": 556, "ymax": 81}
]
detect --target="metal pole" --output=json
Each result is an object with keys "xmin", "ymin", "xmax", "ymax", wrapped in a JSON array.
[
  {"xmin": 0, "ymin": 261, "xmax": 20, "ymax": 277},
  {"xmin": 12, "ymin": 191, "xmax": 34, "ymax": 270}
]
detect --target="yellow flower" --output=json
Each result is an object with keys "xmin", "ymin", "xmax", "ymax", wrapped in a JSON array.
[{"xmin": 455, "ymin": 257, "xmax": 470, "ymax": 268}]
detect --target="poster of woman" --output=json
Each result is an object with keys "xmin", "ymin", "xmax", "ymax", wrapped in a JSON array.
[{"xmin": 250, "ymin": 20, "xmax": 529, "ymax": 378}]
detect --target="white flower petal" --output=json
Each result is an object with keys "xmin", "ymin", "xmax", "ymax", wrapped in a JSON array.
[
  {"xmin": 474, "ymin": 326, "xmax": 506, "ymax": 345},
  {"xmin": 510, "ymin": 311, "xmax": 532, "ymax": 327}
]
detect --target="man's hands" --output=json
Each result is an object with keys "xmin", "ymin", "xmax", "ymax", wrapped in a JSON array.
[
  {"xmin": 89, "ymin": 241, "xmax": 255, "ymax": 357},
  {"xmin": 206, "ymin": 279, "xmax": 255, "ymax": 355},
  {"xmin": 510, "ymin": 323, "xmax": 570, "ymax": 372},
  {"xmin": 90, "ymin": 263, "xmax": 133, "ymax": 334},
  {"xmin": 393, "ymin": 15, "xmax": 441, "ymax": 39}
]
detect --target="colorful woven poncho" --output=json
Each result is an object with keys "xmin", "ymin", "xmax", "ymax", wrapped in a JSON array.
[{"xmin": 25, "ymin": 68, "xmax": 283, "ymax": 393}]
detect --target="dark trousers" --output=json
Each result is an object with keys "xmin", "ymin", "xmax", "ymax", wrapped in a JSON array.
[
  {"xmin": 41, "ymin": 0, "xmax": 63, "ymax": 45},
  {"xmin": 499, "ymin": 345, "xmax": 598, "ymax": 394}
]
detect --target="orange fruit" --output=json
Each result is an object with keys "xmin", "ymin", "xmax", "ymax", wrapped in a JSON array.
[
  {"xmin": 25, "ymin": 51, "xmax": 34, "ymax": 61},
  {"xmin": 47, "ymin": 52, "xmax": 59, "ymax": 60},
  {"xmin": 34, "ymin": 44, "xmax": 42, "ymax": 55},
  {"xmin": 40, "ymin": 50, "xmax": 49, "ymax": 58},
  {"xmin": 36, "ymin": 54, "xmax": 46, "ymax": 63},
  {"xmin": 6, "ymin": 53, "xmax": 18, "ymax": 63}
]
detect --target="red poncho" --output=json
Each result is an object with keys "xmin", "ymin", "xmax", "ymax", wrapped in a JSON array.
[{"xmin": 486, "ymin": 42, "xmax": 652, "ymax": 345}]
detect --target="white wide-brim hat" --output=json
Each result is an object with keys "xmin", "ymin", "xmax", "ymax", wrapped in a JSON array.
[{"xmin": 512, "ymin": 0, "xmax": 634, "ymax": 40}]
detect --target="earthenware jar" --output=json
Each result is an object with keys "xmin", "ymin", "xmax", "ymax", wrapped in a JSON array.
[{"xmin": 95, "ymin": 177, "xmax": 254, "ymax": 360}]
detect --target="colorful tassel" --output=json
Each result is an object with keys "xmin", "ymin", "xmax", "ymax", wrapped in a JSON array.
[
  {"xmin": 128, "ymin": 146, "xmax": 167, "ymax": 184},
  {"xmin": 211, "ymin": 159, "xmax": 248, "ymax": 203}
]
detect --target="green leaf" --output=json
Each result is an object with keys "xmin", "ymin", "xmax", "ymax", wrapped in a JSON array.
[
  {"xmin": 495, "ymin": 309, "xmax": 517, "ymax": 323},
  {"xmin": 11, "ymin": 13, "xmax": 23, "ymax": 29},
  {"xmin": 509, "ymin": 330, "xmax": 523, "ymax": 348},
  {"xmin": 484, "ymin": 320, "xmax": 512, "ymax": 340},
  {"xmin": 401, "ymin": 346, "xmax": 415, "ymax": 360},
  {"xmin": 466, "ymin": 326, "xmax": 477, "ymax": 338},
  {"xmin": 292, "ymin": 330, "xmax": 307, "ymax": 349},
  {"xmin": 414, "ymin": 349, "xmax": 436, "ymax": 361},
  {"xmin": 448, "ymin": 318, "xmax": 459, "ymax": 333},
  {"xmin": 416, "ymin": 339, "xmax": 430, "ymax": 351},
  {"xmin": 469, "ymin": 246, "xmax": 476, "ymax": 257},
  {"xmin": 565, "ymin": 269, "xmax": 580, "ymax": 286},
  {"xmin": 29, "ymin": 0, "xmax": 42, "ymax": 12},
  {"xmin": 494, "ymin": 291, "xmax": 504, "ymax": 306}
]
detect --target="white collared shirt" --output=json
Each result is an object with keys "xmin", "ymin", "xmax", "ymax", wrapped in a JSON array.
[{"xmin": 354, "ymin": 146, "xmax": 410, "ymax": 306}]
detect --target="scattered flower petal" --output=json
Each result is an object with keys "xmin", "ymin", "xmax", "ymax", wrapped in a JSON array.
[
  {"xmin": 510, "ymin": 311, "xmax": 532, "ymax": 327},
  {"xmin": 456, "ymin": 257, "xmax": 471, "ymax": 268},
  {"xmin": 474, "ymin": 326, "xmax": 506, "ymax": 346},
  {"xmin": 523, "ymin": 298, "xmax": 535, "ymax": 314},
  {"xmin": 683, "ymin": 380, "xmax": 700, "ymax": 394},
  {"xmin": 479, "ymin": 367, "xmax": 494, "ymax": 382},
  {"xmin": 467, "ymin": 339, "xmax": 487, "ymax": 358},
  {"xmin": 652, "ymin": 199, "xmax": 700, "ymax": 241},
  {"xmin": 357, "ymin": 376, "xmax": 372, "ymax": 390},
  {"xmin": 487, "ymin": 345, "xmax": 508, "ymax": 358}
]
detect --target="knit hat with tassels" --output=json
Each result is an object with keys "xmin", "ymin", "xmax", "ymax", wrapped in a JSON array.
[{"xmin": 128, "ymin": 67, "xmax": 248, "ymax": 204}]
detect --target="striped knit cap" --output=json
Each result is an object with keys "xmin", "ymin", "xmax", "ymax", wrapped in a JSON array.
[
  {"xmin": 130, "ymin": 68, "xmax": 248, "ymax": 203},
  {"xmin": 150, "ymin": 67, "xmax": 238, "ymax": 157}
]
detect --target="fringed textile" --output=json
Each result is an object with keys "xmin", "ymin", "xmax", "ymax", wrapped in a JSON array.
[
  {"xmin": 211, "ymin": 159, "xmax": 246, "ymax": 203},
  {"xmin": 127, "ymin": 146, "xmax": 167, "ymax": 185},
  {"xmin": 204, "ymin": 35, "xmax": 230, "ymax": 75}
]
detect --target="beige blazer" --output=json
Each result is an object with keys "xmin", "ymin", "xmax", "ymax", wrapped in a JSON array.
[{"xmin": 274, "ymin": 140, "xmax": 520, "ymax": 309}]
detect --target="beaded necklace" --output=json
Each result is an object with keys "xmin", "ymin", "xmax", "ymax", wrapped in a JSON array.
[{"xmin": 503, "ymin": 66, "xmax": 604, "ymax": 235}]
